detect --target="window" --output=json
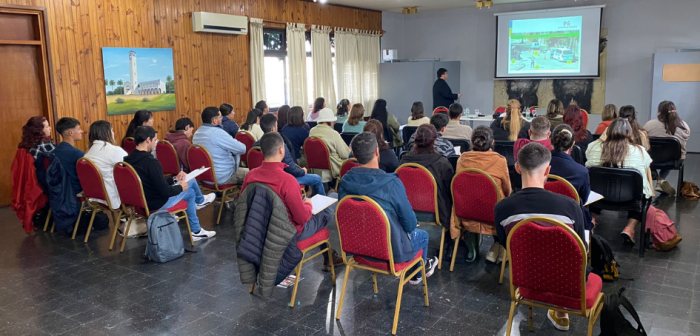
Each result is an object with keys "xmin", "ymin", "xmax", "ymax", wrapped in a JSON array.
[{"xmin": 263, "ymin": 28, "xmax": 336, "ymax": 110}]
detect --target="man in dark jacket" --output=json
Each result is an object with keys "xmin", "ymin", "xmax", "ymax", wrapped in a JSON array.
[
  {"xmin": 164, "ymin": 118, "xmax": 195, "ymax": 172},
  {"xmin": 433, "ymin": 68, "xmax": 461, "ymax": 110},
  {"xmin": 124, "ymin": 126, "xmax": 216, "ymax": 241},
  {"xmin": 220, "ymin": 103, "xmax": 239, "ymax": 137},
  {"xmin": 339, "ymin": 132, "xmax": 439, "ymax": 285},
  {"xmin": 253, "ymin": 114, "xmax": 326, "ymax": 196}
]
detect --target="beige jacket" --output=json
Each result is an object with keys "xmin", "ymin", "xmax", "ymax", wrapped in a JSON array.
[
  {"xmin": 308, "ymin": 123, "xmax": 350, "ymax": 182},
  {"xmin": 644, "ymin": 119, "xmax": 691, "ymax": 159}
]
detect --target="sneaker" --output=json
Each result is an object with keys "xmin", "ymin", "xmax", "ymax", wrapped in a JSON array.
[
  {"xmin": 196, "ymin": 193, "xmax": 217, "ymax": 210},
  {"xmin": 485, "ymin": 242, "xmax": 501, "ymax": 263},
  {"xmin": 547, "ymin": 309, "xmax": 570, "ymax": 331},
  {"xmin": 655, "ymin": 181, "xmax": 664, "ymax": 194},
  {"xmin": 660, "ymin": 179, "xmax": 676, "ymax": 196},
  {"xmin": 409, "ymin": 256, "xmax": 439, "ymax": 285},
  {"xmin": 192, "ymin": 228, "xmax": 216, "ymax": 241},
  {"xmin": 621, "ymin": 227, "xmax": 635, "ymax": 245},
  {"xmin": 322, "ymin": 250, "xmax": 345, "ymax": 272},
  {"xmin": 496, "ymin": 246, "xmax": 506, "ymax": 264}
]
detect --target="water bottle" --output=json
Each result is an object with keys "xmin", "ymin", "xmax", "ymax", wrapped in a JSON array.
[{"xmin": 465, "ymin": 107, "xmax": 470, "ymax": 117}]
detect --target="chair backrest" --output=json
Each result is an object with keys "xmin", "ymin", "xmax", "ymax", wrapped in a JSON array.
[
  {"xmin": 396, "ymin": 164, "xmax": 438, "ymax": 219},
  {"xmin": 452, "ymin": 168, "xmax": 501, "ymax": 222},
  {"xmin": 507, "ymin": 217, "xmax": 587, "ymax": 312},
  {"xmin": 339, "ymin": 159, "xmax": 359, "ymax": 179},
  {"xmin": 448, "ymin": 155, "xmax": 459, "ymax": 172},
  {"xmin": 306, "ymin": 121, "xmax": 317, "ymax": 129},
  {"xmin": 648, "ymin": 137, "xmax": 682, "ymax": 164},
  {"xmin": 494, "ymin": 106, "xmax": 507, "ymax": 115},
  {"xmin": 156, "ymin": 140, "xmax": 180, "ymax": 176},
  {"xmin": 545, "ymin": 175, "xmax": 580, "ymax": 203},
  {"xmin": 581, "ymin": 110, "xmax": 589, "ymax": 129},
  {"xmin": 592, "ymin": 133, "xmax": 601, "ymax": 141},
  {"xmin": 76, "ymin": 157, "xmax": 111, "ymax": 208},
  {"xmin": 433, "ymin": 107, "xmax": 449, "ymax": 115},
  {"xmin": 333, "ymin": 123, "xmax": 344, "ymax": 133},
  {"xmin": 340, "ymin": 132, "xmax": 357, "ymax": 146},
  {"xmin": 336, "ymin": 196, "xmax": 395, "ymax": 270},
  {"xmin": 304, "ymin": 137, "xmax": 332, "ymax": 172},
  {"xmin": 187, "ymin": 144, "xmax": 218, "ymax": 185},
  {"xmin": 235, "ymin": 131, "xmax": 255, "ymax": 164},
  {"xmin": 246, "ymin": 146, "xmax": 264, "ymax": 170},
  {"xmin": 402, "ymin": 126, "xmax": 418, "ymax": 147},
  {"xmin": 494, "ymin": 141, "xmax": 515, "ymax": 166},
  {"xmin": 570, "ymin": 145, "xmax": 585, "ymax": 166},
  {"xmin": 589, "ymin": 166, "xmax": 644, "ymax": 203},
  {"xmin": 444, "ymin": 138, "xmax": 471, "ymax": 153},
  {"xmin": 113, "ymin": 162, "xmax": 149, "ymax": 215},
  {"xmin": 122, "ymin": 137, "xmax": 136, "ymax": 154}
]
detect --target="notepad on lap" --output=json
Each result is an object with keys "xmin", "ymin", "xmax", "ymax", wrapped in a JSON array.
[
  {"xmin": 310, "ymin": 195, "xmax": 338, "ymax": 215},
  {"xmin": 173, "ymin": 167, "xmax": 210, "ymax": 185},
  {"xmin": 585, "ymin": 191, "xmax": 604, "ymax": 206}
]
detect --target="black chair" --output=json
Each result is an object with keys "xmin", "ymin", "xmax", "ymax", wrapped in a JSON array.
[
  {"xmin": 448, "ymin": 155, "xmax": 459, "ymax": 172},
  {"xmin": 333, "ymin": 123, "xmax": 344, "ymax": 133},
  {"xmin": 340, "ymin": 133, "xmax": 357, "ymax": 146},
  {"xmin": 306, "ymin": 121, "xmax": 317, "ymax": 129},
  {"xmin": 401, "ymin": 126, "xmax": 418, "ymax": 150},
  {"xmin": 648, "ymin": 137, "xmax": 684, "ymax": 202},
  {"xmin": 571, "ymin": 145, "xmax": 586, "ymax": 166},
  {"xmin": 444, "ymin": 138, "xmax": 471, "ymax": 153},
  {"xmin": 494, "ymin": 140, "xmax": 521, "ymax": 190},
  {"xmin": 592, "ymin": 134, "xmax": 601, "ymax": 141},
  {"xmin": 589, "ymin": 167, "xmax": 652, "ymax": 257}
]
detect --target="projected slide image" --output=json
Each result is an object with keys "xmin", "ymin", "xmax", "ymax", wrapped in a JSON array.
[{"xmin": 507, "ymin": 16, "xmax": 582, "ymax": 75}]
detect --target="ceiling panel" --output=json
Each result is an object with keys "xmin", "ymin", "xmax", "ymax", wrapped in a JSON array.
[{"xmin": 324, "ymin": 0, "xmax": 551, "ymax": 13}]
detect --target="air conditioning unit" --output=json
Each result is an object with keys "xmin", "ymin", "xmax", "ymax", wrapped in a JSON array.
[{"xmin": 192, "ymin": 12, "xmax": 248, "ymax": 35}]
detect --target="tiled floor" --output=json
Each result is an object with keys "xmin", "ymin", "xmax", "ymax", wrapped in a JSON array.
[{"xmin": 1, "ymin": 154, "xmax": 699, "ymax": 336}]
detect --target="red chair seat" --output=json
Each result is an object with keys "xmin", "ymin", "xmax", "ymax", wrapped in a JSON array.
[
  {"xmin": 297, "ymin": 228, "xmax": 330, "ymax": 251},
  {"xmin": 300, "ymin": 184, "xmax": 306, "ymax": 189},
  {"xmin": 354, "ymin": 250, "xmax": 423, "ymax": 272},
  {"xmin": 519, "ymin": 273, "xmax": 603, "ymax": 310}
]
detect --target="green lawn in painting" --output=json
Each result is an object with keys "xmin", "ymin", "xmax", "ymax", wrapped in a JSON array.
[{"xmin": 106, "ymin": 93, "xmax": 176, "ymax": 115}]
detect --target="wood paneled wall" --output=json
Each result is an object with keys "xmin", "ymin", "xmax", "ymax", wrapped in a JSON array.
[{"xmin": 0, "ymin": 0, "xmax": 382, "ymax": 151}]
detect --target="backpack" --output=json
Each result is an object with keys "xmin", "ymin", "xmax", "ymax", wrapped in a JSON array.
[
  {"xmin": 590, "ymin": 234, "xmax": 620, "ymax": 281},
  {"xmin": 645, "ymin": 205, "xmax": 682, "ymax": 251},
  {"xmin": 144, "ymin": 210, "xmax": 184, "ymax": 263},
  {"xmin": 599, "ymin": 288, "xmax": 647, "ymax": 336}
]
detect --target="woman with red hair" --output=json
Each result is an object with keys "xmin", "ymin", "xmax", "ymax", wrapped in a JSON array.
[
  {"xmin": 562, "ymin": 104, "xmax": 593, "ymax": 159},
  {"xmin": 19, "ymin": 116, "xmax": 55, "ymax": 158}
]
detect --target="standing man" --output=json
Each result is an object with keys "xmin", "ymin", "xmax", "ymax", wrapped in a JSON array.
[{"xmin": 433, "ymin": 68, "xmax": 461, "ymax": 110}]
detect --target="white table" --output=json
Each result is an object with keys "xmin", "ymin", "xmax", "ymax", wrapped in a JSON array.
[{"xmin": 460, "ymin": 114, "xmax": 534, "ymax": 128}]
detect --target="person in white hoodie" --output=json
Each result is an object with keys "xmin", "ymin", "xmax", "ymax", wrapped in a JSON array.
[
  {"xmin": 84, "ymin": 121, "xmax": 129, "ymax": 210},
  {"xmin": 644, "ymin": 100, "xmax": 691, "ymax": 196}
]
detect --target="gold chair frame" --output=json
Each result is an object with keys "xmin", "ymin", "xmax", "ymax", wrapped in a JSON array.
[
  {"xmin": 335, "ymin": 195, "xmax": 429, "ymax": 335},
  {"xmin": 189, "ymin": 144, "xmax": 240, "ymax": 225},
  {"xmin": 547, "ymin": 174, "xmax": 581, "ymax": 204},
  {"xmin": 505, "ymin": 216, "xmax": 604, "ymax": 336}
]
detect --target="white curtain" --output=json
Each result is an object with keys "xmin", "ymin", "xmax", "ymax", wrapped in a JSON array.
[
  {"xmin": 311, "ymin": 25, "xmax": 337, "ymax": 112},
  {"xmin": 249, "ymin": 18, "xmax": 266, "ymax": 105},
  {"xmin": 286, "ymin": 23, "xmax": 308, "ymax": 111},
  {"xmin": 335, "ymin": 29, "xmax": 381, "ymax": 116}
]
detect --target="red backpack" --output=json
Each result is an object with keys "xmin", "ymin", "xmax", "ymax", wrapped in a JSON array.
[{"xmin": 645, "ymin": 205, "xmax": 682, "ymax": 251}]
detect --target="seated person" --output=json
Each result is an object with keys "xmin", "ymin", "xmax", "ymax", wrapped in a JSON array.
[
  {"xmin": 442, "ymin": 103, "xmax": 473, "ymax": 140},
  {"xmin": 308, "ymin": 108, "xmax": 351, "ymax": 183},
  {"xmin": 165, "ymin": 118, "xmax": 195, "ymax": 172},
  {"xmin": 339, "ymin": 132, "xmax": 438, "ymax": 285},
  {"xmin": 594, "ymin": 104, "xmax": 618, "ymax": 135},
  {"xmin": 490, "ymin": 99, "xmax": 530, "ymax": 141},
  {"xmin": 363, "ymin": 120, "xmax": 399, "ymax": 173},
  {"xmin": 255, "ymin": 100, "xmax": 270, "ymax": 114},
  {"xmin": 342, "ymin": 103, "xmax": 366, "ymax": 133},
  {"xmin": 513, "ymin": 116, "xmax": 552, "ymax": 158},
  {"xmin": 21, "ymin": 116, "xmax": 55, "ymax": 159},
  {"xmin": 546, "ymin": 99, "xmax": 565, "ymax": 131},
  {"xmin": 400, "ymin": 124, "xmax": 454, "ymax": 234},
  {"xmin": 85, "ymin": 121, "xmax": 128, "ymax": 209},
  {"xmin": 219, "ymin": 103, "xmax": 239, "ymax": 137},
  {"xmin": 586, "ymin": 118, "xmax": 652, "ymax": 244},
  {"xmin": 241, "ymin": 108, "xmax": 264, "ymax": 141},
  {"xmin": 562, "ymin": 104, "xmax": 594, "ymax": 158},
  {"xmin": 407, "ymin": 102, "xmax": 430, "ymax": 126},
  {"xmin": 254, "ymin": 114, "xmax": 326, "ymax": 196},
  {"xmin": 193, "ymin": 106, "xmax": 247, "ymax": 185},
  {"xmin": 280, "ymin": 106, "xmax": 310, "ymax": 163},
  {"xmin": 241, "ymin": 132, "xmax": 343, "ymax": 271},
  {"xmin": 495, "ymin": 142, "xmax": 586, "ymax": 332},
  {"xmin": 53, "ymin": 117, "xmax": 85, "ymax": 194},
  {"xmin": 456, "ymin": 126, "xmax": 512, "ymax": 263},
  {"xmin": 549, "ymin": 124, "xmax": 594, "ymax": 231},
  {"xmin": 336, "ymin": 99, "xmax": 350, "ymax": 125},
  {"xmin": 644, "ymin": 101, "xmax": 691, "ymax": 195},
  {"xmin": 124, "ymin": 126, "xmax": 216, "ymax": 241},
  {"xmin": 405, "ymin": 113, "xmax": 454, "ymax": 157}
]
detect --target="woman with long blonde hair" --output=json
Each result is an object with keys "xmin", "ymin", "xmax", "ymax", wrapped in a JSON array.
[{"xmin": 490, "ymin": 99, "xmax": 530, "ymax": 141}]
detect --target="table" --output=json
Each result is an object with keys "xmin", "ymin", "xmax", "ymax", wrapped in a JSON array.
[{"xmin": 459, "ymin": 114, "xmax": 534, "ymax": 128}]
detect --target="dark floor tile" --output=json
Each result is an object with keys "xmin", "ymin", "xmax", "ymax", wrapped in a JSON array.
[
  {"xmin": 207, "ymin": 321, "xmax": 272, "ymax": 336},
  {"xmin": 173, "ymin": 313, "xmax": 230, "ymax": 336}
]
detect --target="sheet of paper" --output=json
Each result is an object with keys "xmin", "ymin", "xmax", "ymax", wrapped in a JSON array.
[
  {"xmin": 585, "ymin": 191, "xmax": 604, "ymax": 206},
  {"xmin": 310, "ymin": 195, "xmax": 338, "ymax": 215},
  {"xmin": 184, "ymin": 167, "xmax": 210, "ymax": 182},
  {"xmin": 454, "ymin": 146, "xmax": 461, "ymax": 155}
]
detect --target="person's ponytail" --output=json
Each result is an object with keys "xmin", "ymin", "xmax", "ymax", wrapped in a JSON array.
[{"xmin": 551, "ymin": 124, "xmax": 575, "ymax": 152}]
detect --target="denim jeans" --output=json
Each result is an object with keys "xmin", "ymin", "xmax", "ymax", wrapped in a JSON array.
[
  {"xmin": 160, "ymin": 179, "xmax": 204, "ymax": 232},
  {"xmin": 410, "ymin": 229, "xmax": 429, "ymax": 263},
  {"xmin": 296, "ymin": 173, "xmax": 326, "ymax": 196}
]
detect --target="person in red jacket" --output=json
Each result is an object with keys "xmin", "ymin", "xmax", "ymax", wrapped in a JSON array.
[
  {"xmin": 241, "ymin": 132, "xmax": 343, "ymax": 271},
  {"xmin": 164, "ymin": 118, "xmax": 195, "ymax": 172},
  {"xmin": 513, "ymin": 116, "xmax": 552, "ymax": 158}
]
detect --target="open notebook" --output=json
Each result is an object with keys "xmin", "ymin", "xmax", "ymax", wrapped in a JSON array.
[
  {"xmin": 585, "ymin": 191, "xmax": 604, "ymax": 206},
  {"xmin": 310, "ymin": 195, "xmax": 338, "ymax": 215},
  {"xmin": 173, "ymin": 167, "xmax": 210, "ymax": 185}
]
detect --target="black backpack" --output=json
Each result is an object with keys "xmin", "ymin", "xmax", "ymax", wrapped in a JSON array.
[
  {"xmin": 590, "ymin": 234, "xmax": 620, "ymax": 281},
  {"xmin": 599, "ymin": 288, "xmax": 647, "ymax": 336}
]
